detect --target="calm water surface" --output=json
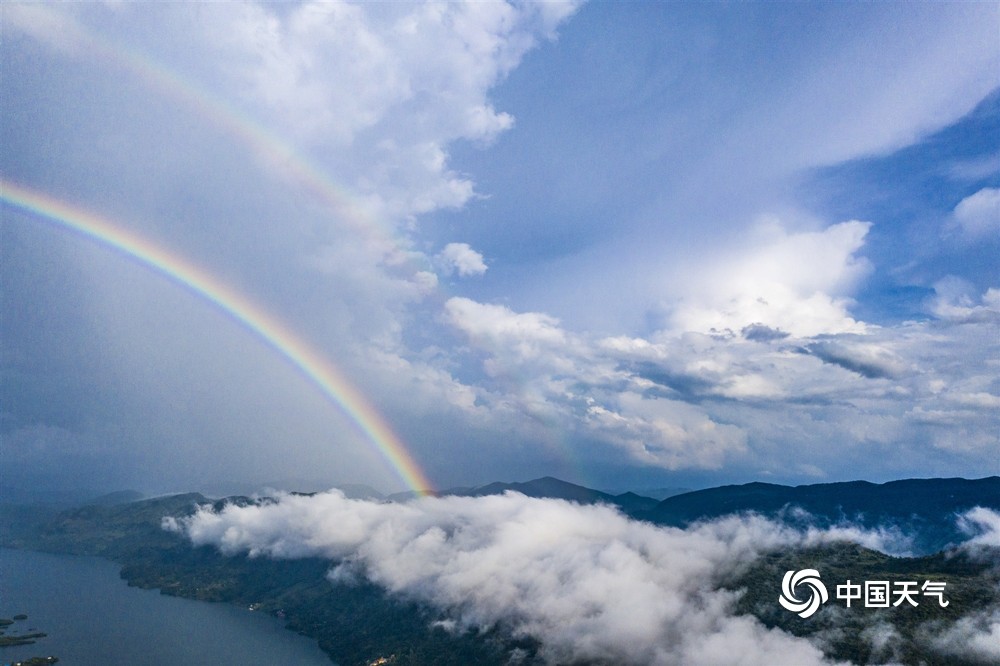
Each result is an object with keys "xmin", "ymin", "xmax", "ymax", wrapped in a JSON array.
[{"xmin": 0, "ymin": 547, "xmax": 333, "ymax": 665}]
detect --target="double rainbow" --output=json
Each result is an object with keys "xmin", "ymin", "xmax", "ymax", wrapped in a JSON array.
[{"xmin": 2, "ymin": 180, "xmax": 434, "ymax": 494}]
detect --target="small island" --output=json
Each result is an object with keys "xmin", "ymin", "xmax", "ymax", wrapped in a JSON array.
[
  {"xmin": 0, "ymin": 614, "xmax": 59, "ymax": 663},
  {"xmin": 0, "ymin": 614, "xmax": 47, "ymax": 647},
  {"xmin": 0, "ymin": 631, "xmax": 48, "ymax": 647}
]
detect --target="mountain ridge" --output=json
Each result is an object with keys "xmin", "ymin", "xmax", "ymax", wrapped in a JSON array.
[
  {"xmin": 439, "ymin": 475, "xmax": 661, "ymax": 514},
  {"xmin": 643, "ymin": 475, "xmax": 1000, "ymax": 554},
  {"xmin": 3, "ymin": 476, "xmax": 998, "ymax": 666},
  {"xmin": 378, "ymin": 475, "xmax": 999, "ymax": 554},
  {"xmin": 8, "ymin": 475, "xmax": 996, "ymax": 554}
]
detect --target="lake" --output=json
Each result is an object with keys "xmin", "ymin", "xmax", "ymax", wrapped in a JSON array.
[{"xmin": 0, "ymin": 547, "xmax": 333, "ymax": 665}]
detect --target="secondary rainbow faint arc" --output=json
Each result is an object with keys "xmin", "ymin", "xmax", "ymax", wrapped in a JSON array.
[
  {"xmin": 1, "ymin": 180, "xmax": 434, "ymax": 494},
  {"xmin": 6, "ymin": 4, "xmax": 404, "ymax": 262}
]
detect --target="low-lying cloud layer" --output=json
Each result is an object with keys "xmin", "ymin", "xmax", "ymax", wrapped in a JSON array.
[{"xmin": 165, "ymin": 491, "xmax": 1000, "ymax": 665}]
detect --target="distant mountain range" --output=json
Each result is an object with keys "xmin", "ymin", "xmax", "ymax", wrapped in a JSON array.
[
  {"xmin": 643, "ymin": 476, "xmax": 1000, "ymax": 553},
  {"xmin": 401, "ymin": 475, "xmax": 999, "ymax": 555},
  {"xmin": 3, "ymin": 475, "xmax": 998, "ymax": 665},
  {"xmin": 6, "ymin": 475, "xmax": 996, "ymax": 555},
  {"xmin": 644, "ymin": 476, "xmax": 1000, "ymax": 527},
  {"xmin": 402, "ymin": 476, "xmax": 662, "ymax": 514}
]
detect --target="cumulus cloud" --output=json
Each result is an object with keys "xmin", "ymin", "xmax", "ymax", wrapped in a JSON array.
[
  {"xmin": 236, "ymin": 2, "xmax": 577, "ymax": 140},
  {"xmin": 214, "ymin": 0, "xmax": 578, "ymax": 148},
  {"xmin": 202, "ymin": 0, "xmax": 582, "ymax": 223},
  {"xmin": 435, "ymin": 279, "xmax": 999, "ymax": 478},
  {"xmin": 667, "ymin": 220, "xmax": 872, "ymax": 338},
  {"xmin": 7, "ymin": 1, "xmax": 581, "ymax": 232},
  {"xmin": 444, "ymin": 297, "xmax": 570, "ymax": 363},
  {"xmin": 437, "ymin": 242, "xmax": 488, "ymax": 277},
  {"xmin": 948, "ymin": 187, "xmax": 1000, "ymax": 240},
  {"xmin": 928, "ymin": 277, "xmax": 1000, "ymax": 322},
  {"xmin": 167, "ymin": 491, "xmax": 866, "ymax": 665},
  {"xmin": 440, "ymin": 298, "xmax": 758, "ymax": 470}
]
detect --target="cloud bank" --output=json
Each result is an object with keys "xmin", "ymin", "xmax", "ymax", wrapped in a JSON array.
[
  {"xmin": 167, "ymin": 493, "xmax": 1000, "ymax": 665},
  {"xmin": 435, "ymin": 272, "xmax": 999, "ymax": 479}
]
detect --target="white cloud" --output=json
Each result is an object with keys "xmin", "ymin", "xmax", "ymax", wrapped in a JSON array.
[
  {"xmin": 217, "ymin": 1, "xmax": 578, "ymax": 148},
  {"xmin": 436, "ymin": 284, "xmax": 999, "ymax": 478},
  {"xmin": 169, "ymin": 491, "xmax": 866, "ymax": 665},
  {"xmin": 203, "ymin": 1, "xmax": 582, "ymax": 223},
  {"xmin": 584, "ymin": 393, "xmax": 747, "ymax": 470},
  {"xmin": 931, "ymin": 609, "xmax": 1000, "ymax": 663},
  {"xmin": 440, "ymin": 299, "xmax": 755, "ymax": 471},
  {"xmin": 667, "ymin": 221, "xmax": 872, "ymax": 337},
  {"xmin": 928, "ymin": 277, "xmax": 1000, "ymax": 321},
  {"xmin": 957, "ymin": 507, "xmax": 1000, "ymax": 550},
  {"xmin": 9, "ymin": 2, "xmax": 581, "ymax": 230},
  {"xmin": 170, "ymin": 497, "xmax": 1000, "ymax": 664},
  {"xmin": 437, "ymin": 242, "xmax": 488, "ymax": 277},
  {"xmin": 358, "ymin": 346, "xmax": 483, "ymax": 418},
  {"xmin": 945, "ymin": 392, "xmax": 1000, "ymax": 410},
  {"xmin": 949, "ymin": 187, "xmax": 1000, "ymax": 241},
  {"xmin": 858, "ymin": 622, "xmax": 904, "ymax": 665},
  {"xmin": 444, "ymin": 297, "xmax": 569, "ymax": 361}
]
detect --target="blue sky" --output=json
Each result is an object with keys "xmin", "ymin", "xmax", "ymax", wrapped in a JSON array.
[{"xmin": 2, "ymin": 1, "xmax": 997, "ymax": 494}]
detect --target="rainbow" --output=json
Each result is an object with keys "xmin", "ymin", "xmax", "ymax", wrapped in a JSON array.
[
  {"xmin": 1, "ymin": 180, "xmax": 435, "ymax": 494},
  {"xmin": 5, "ymin": 4, "xmax": 408, "ymax": 266}
]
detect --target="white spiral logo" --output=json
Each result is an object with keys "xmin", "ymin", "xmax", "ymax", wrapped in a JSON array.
[{"xmin": 779, "ymin": 569, "xmax": 828, "ymax": 618}]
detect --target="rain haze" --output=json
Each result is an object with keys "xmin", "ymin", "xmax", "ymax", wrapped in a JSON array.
[{"xmin": 3, "ymin": 3, "xmax": 997, "ymax": 496}]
